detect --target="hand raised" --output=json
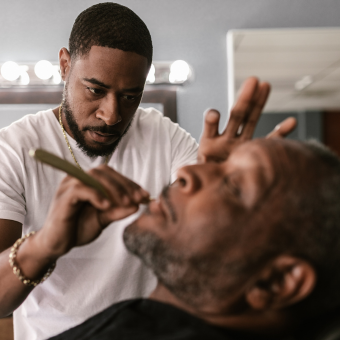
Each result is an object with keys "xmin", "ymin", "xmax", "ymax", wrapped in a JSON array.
[
  {"xmin": 37, "ymin": 165, "xmax": 150, "ymax": 259},
  {"xmin": 198, "ymin": 77, "xmax": 270, "ymax": 163},
  {"xmin": 197, "ymin": 77, "xmax": 297, "ymax": 163}
]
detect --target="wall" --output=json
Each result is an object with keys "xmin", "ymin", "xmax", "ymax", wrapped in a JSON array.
[{"xmin": 0, "ymin": 0, "xmax": 339, "ymax": 141}]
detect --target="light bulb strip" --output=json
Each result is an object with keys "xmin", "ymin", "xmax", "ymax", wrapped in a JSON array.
[{"xmin": 0, "ymin": 60, "xmax": 193, "ymax": 87}]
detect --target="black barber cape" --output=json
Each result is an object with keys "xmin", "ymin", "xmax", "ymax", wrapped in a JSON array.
[{"xmin": 49, "ymin": 298, "xmax": 245, "ymax": 340}]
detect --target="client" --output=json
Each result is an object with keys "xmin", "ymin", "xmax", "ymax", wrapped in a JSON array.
[{"xmin": 19, "ymin": 139, "xmax": 340, "ymax": 339}]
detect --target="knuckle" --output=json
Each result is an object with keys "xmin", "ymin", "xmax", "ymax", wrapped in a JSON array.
[
  {"xmin": 97, "ymin": 164, "xmax": 108, "ymax": 170},
  {"xmin": 229, "ymin": 112, "xmax": 244, "ymax": 123},
  {"xmin": 130, "ymin": 182, "xmax": 141, "ymax": 190},
  {"xmin": 72, "ymin": 181, "xmax": 83, "ymax": 191},
  {"xmin": 88, "ymin": 168, "xmax": 101, "ymax": 176},
  {"xmin": 246, "ymin": 119, "xmax": 257, "ymax": 127}
]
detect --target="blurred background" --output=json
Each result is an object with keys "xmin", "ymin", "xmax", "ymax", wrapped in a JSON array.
[{"xmin": 0, "ymin": 0, "xmax": 340, "ymax": 149}]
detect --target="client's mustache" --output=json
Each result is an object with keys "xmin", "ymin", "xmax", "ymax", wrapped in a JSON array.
[
  {"xmin": 161, "ymin": 186, "xmax": 178, "ymax": 223},
  {"xmin": 83, "ymin": 125, "xmax": 121, "ymax": 135}
]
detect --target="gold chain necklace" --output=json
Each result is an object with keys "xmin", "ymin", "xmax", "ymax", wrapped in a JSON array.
[{"xmin": 58, "ymin": 104, "xmax": 109, "ymax": 171}]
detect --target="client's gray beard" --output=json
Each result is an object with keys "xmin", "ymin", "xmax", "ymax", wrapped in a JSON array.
[{"xmin": 123, "ymin": 222, "xmax": 237, "ymax": 310}]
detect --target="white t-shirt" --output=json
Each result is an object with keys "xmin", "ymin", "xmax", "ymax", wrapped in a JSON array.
[{"xmin": 0, "ymin": 107, "xmax": 198, "ymax": 340}]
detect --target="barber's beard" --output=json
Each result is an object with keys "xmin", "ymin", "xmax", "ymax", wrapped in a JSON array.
[{"xmin": 62, "ymin": 89, "xmax": 132, "ymax": 158}]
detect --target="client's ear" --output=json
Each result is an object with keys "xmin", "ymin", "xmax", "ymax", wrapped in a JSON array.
[{"xmin": 246, "ymin": 256, "xmax": 316, "ymax": 311}]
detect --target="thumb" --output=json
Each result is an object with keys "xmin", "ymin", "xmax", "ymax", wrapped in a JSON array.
[{"xmin": 266, "ymin": 117, "xmax": 297, "ymax": 139}]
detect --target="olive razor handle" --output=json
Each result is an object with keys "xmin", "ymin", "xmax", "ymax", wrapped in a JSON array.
[{"xmin": 29, "ymin": 149, "xmax": 154, "ymax": 202}]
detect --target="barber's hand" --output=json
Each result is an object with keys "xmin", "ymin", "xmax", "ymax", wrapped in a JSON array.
[
  {"xmin": 36, "ymin": 165, "xmax": 150, "ymax": 259},
  {"xmin": 197, "ymin": 77, "xmax": 296, "ymax": 163}
]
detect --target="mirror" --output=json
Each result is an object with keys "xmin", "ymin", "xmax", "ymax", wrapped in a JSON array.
[
  {"xmin": 227, "ymin": 28, "xmax": 340, "ymax": 147},
  {"xmin": 227, "ymin": 28, "xmax": 340, "ymax": 112}
]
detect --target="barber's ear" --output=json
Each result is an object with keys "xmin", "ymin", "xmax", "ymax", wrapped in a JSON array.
[
  {"xmin": 59, "ymin": 48, "xmax": 72, "ymax": 81},
  {"xmin": 246, "ymin": 256, "xmax": 316, "ymax": 311}
]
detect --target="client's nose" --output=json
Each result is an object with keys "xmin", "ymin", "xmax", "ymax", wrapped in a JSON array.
[
  {"xmin": 176, "ymin": 165, "xmax": 202, "ymax": 194},
  {"xmin": 176, "ymin": 163, "xmax": 222, "ymax": 195}
]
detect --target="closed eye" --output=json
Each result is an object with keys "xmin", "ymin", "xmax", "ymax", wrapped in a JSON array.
[{"xmin": 222, "ymin": 176, "xmax": 241, "ymax": 198}]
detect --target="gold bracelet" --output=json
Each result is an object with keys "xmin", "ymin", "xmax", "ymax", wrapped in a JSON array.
[{"xmin": 9, "ymin": 231, "xmax": 56, "ymax": 287}]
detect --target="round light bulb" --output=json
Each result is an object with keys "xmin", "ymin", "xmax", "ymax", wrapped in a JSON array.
[
  {"xmin": 1, "ymin": 61, "xmax": 20, "ymax": 81},
  {"xmin": 146, "ymin": 64, "xmax": 155, "ymax": 84},
  {"xmin": 52, "ymin": 66, "xmax": 62, "ymax": 84},
  {"xmin": 34, "ymin": 60, "xmax": 53, "ymax": 80},
  {"xmin": 20, "ymin": 72, "xmax": 30, "ymax": 85},
  {"xmin": 169, "ymin": 60, "xmax": 190, "ymax": 83}
]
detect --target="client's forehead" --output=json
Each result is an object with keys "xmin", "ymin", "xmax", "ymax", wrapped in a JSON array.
[
  {"xmin": 227, "ymin": 140, "xmax": 276, "ymax": 183},
  {"xmin": 229, "ymin": 138, "xmax": 308, "ymax": 170},
  {"xmin": 224, "ymin": 139, "xmax": 311, "ymax": 206}
]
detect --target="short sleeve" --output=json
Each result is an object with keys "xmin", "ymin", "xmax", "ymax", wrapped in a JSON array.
[
  {"xmin": 0, "ymin": 134, "xmax": 26, "ymax": 224},
  {"xmin": 169, "ymin": 122, "xmax": 198, "ymax": 183}
]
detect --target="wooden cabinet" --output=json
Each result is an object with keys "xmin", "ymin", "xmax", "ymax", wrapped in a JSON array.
[{"xmin": 323, "ymin": 111, "xmax": 340, "ymax": 156}]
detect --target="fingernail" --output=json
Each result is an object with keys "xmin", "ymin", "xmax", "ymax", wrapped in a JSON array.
[
  {"xmin": 205, "ymin": 109, "xmax": 219, "ymax": 118},
  {"xmin": 203, "ymin": 108, "xmax": 213, "ymax": 117},
  {"xmin": 275, "ymin": 124, "xmax": 280, "ymax": 130}
]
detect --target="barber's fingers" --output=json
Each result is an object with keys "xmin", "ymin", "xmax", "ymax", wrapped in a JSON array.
[
  {"xmin": 224, "ymin": 77, "xmax": 259, "ymax": 139},
  {"xmin": 201, "ymin": 109, "xmax": 221, "ymax": 138},
  {"xmin": 98, "ymin": 205, "xmax": 139, "ymax": 226},
  {"xmin": 58, "ymin": 175, "xmax": 141, "ymax": 226},
  {"xmin": 58, "ymin": 176, "xmax": 111, "ymax": 212},
  {"xmin": 240, "ymin": 82, "xmax": 271, "ymax": 140},
  {"xmin": 88, "ymin": 165, "xmax": 150, "ymax": 206},
  {"xmin": 266, "ymin": 117, "xmax": 297, "ymax": 139}
]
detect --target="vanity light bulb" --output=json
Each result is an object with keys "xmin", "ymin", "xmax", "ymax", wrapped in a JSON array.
[
  {"xmin": 52, "ymin": 66, "xmax": 62, "ymax": 84},
  {"xmin": 20, "ymin": 72, "xmax": 30, "ymax": 85},
  {"xmin": 1, "ymin": 61, "xmax": 20, "ymax": 81},
  {"xmin": 18, "ymin": 65, "xmax": 30, "ymax": 85},
  {"xmin": 35, "ymin": 60, "xmax": 53, "ymax": 80},
  {"xmin": 146, "ymin": 64, "xmax": 155, "ymax": 84},
  {"xmin": 169, "ymin": 60, "xmax": 190, "ymax": 83}
]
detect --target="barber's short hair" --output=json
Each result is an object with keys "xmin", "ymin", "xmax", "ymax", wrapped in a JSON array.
[{"xmin": 69, "ymin": 3, "xmax": 153, "ymax": 65}]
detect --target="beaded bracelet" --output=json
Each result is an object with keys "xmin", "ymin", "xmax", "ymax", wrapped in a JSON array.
[{"xmin": 9, "ymin": 231, "xmax": 56, "ymax": 287}]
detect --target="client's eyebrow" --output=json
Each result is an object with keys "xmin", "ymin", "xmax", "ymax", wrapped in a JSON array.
[{"xmin": 83, "ymin": 78, "xmax": 110, "ymax": 89}]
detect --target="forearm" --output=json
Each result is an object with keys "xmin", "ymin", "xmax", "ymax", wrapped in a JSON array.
[
  {"xmin": 0, "ymin": 233, "xmax": 57, "ymax": 317},
  {"xmin": 0, "ymin": 166, "xmax": 148, "ymax": 317}
]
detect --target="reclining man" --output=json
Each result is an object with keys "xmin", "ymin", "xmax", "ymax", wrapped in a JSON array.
[{"xmin": 10, "ymin": 137, "xmax": 340, "ymax": 339}]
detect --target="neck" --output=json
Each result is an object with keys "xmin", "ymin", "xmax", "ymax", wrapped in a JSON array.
[
  {"xmin": 53, "ymin": 106, "xmax": 75, "ymax": 139},
  {"xmin": 149, "ymin": 282, "xmax": 292, "ymax": 338}
]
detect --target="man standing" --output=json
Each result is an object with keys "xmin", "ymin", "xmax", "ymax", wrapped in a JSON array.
[
  {"xmin": 0, "ymin": 3, "xmax": 292, "ymax": 340},
  {"xmin": 0, "ymin": 4, "xmax": 198, "ymax": 339}
]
